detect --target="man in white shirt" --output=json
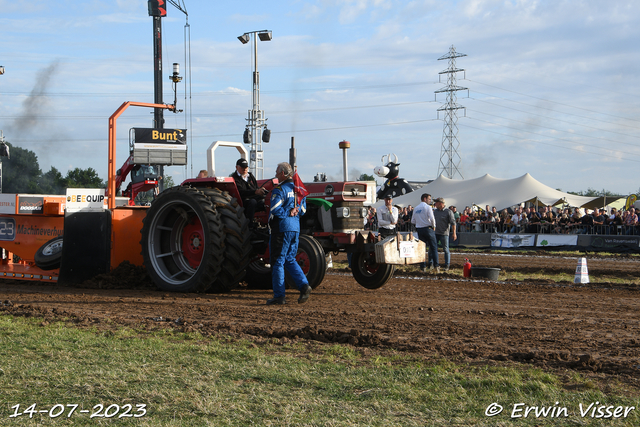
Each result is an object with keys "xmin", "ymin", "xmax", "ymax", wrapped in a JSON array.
[
  {"xmin": 377, "ymin": 194, "xmax": 398, "ymax": 237},
  {"xmin": 411, "ymin": 193, "xmax": 437, "ymax": 273},
  {"xmin": 510, "ymin": 208, "xmax": 523, "ymax": 233}
]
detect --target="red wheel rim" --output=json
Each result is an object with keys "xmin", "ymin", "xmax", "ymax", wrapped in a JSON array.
[
  {"xmin": 362, "ymin": 252, "xmax": 379, "ymax": 274},
  {"xmin": 182, "ymin": 217, "xmax": 204, "ymax": 269},
  {"xmin": 296, "ymin": 251, "xmax": 311, "ymax": 274}
]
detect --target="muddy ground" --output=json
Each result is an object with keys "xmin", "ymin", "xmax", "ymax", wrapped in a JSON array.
[{"xmin": 1, "ymin": 251, "xmax": 639, "ymax": 389}]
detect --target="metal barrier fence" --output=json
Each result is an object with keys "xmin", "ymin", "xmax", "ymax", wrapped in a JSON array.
[{"xmin": 456, "ymin": 222, "xmax": 638, "ymax": 235}]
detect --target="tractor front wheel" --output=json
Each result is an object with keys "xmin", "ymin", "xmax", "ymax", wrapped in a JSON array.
[
  {"xmin": 350, "ymin": 250, "xmax": 395, "ymax": 290},
  {"xmin": 285, "ymin": 234, "xmax": 326, "ymax": 289},
  {"xmin": 245, "ymin": 234, "xmax": 327, "ymax": 290}
]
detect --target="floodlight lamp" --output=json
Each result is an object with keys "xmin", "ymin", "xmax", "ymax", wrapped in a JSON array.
[
  {"xmin": 169, "ymin": 63, "xmax": 182, "ymax": 83},
  {"xmin": 238, "ymin": 33, "xmax": 250, "ymax": 44},
  {"xmin": 258, "ymin": 31, "xmax": 272, "ymax": 42}
]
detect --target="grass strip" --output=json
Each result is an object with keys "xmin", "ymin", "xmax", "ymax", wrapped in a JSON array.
[{"xmin": 0, "ymin": 315, "xmax": 638, "ymax": 426}]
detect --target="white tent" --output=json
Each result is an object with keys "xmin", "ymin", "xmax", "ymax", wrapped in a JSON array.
[{"xmin": 374, "ymin": 173, "xmax": 603, "ymax": 211}]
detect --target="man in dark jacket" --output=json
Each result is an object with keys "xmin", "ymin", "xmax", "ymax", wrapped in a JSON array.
[
  {"xmin": 232, "ymin": 158, "xmax": 266, "ymax": 224},
  {"xmin": 433, "ymin": 197, "xmax": 457, "ymax": 271}
]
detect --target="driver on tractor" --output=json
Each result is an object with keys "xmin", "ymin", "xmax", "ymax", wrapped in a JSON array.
[{"xmin": 232, "ymin": 158, "xmax": 267, "ymax": 225}]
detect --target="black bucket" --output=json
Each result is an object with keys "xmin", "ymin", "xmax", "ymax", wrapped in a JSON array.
[{"xmin": 470, "ymin": 267, "xmax": 501, "ymax": 280}]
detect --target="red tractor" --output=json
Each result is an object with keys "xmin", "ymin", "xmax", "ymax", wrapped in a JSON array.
[{"xmin": 140, "ymin": 171, "xmax": 425, "ymax": 293}]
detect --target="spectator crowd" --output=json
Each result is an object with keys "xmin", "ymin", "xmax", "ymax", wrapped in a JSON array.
[{"xmin": 364, "ymin": 202, "xmax": 640, "ymax": 236}]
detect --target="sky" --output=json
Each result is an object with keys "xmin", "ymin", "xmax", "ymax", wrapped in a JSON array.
[{"xmin": 1, "ymin": 0, "xmax": 640, "ymax": 196}]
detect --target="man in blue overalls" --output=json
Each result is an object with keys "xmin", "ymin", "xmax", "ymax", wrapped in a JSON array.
[{"xmin": 267, "ymin": 162, "xmax": 311, "ymax": 305}]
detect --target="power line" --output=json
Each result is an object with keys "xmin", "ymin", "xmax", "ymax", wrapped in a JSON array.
[
  {"xmin": 469, "ymin": 95, "xmax": 640, "ymax": 141},
  {"xmin": 467, "ymin": 78, "xmax": 640, "ymax": 125},
  {"xmin": 8, "ymin": 118, "xmax": 439, "ymax": 144},
  {"xmin": 463, "ymin": 117, "xmax": 640, "ymax": 161},
  {"xmin": 466, "ymin": 107, "xmax": 640, "ymax": 151},
  {"xmin": 460, "ymin": 121, "xmax": 640, "ymax": 163},
  {"xmin": 0, "ymin": 100, "xmax": 437, "ymax": 120},
  {"xmin": 0, "ymin": 80, "xmax": 440, "ymax": 98}
]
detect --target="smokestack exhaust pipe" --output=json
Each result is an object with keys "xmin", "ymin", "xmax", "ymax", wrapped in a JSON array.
[{"xmin": 339, "ymin": 140, "xmax": 350, "ymax": 181}]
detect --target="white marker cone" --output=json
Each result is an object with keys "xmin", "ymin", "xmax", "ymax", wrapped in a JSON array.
[{"xmin": 574, "ymin": 257, "xmax": 589, "ymax": 284}]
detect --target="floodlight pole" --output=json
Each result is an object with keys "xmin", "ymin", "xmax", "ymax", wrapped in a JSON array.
[{"xmin": 239, "ymin": 30, "xmax": 271, "ymax": 179}]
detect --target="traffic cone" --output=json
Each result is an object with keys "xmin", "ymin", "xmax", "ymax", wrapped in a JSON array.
[{"xmin": 574, "ymin": 257, "xmax": 589, "ymax": 284}]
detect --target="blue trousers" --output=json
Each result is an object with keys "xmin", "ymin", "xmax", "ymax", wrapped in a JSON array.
[
  {"xmin": 270, "ymin": 231, "xmax": 308, "ymax": 298},
  {"xmin": 435, "ymin": 234, "xmax": 450, "ymax": 266},
  {"xmin": 417, "ymin": 227, "xmax": 438, "ymax": 269}
]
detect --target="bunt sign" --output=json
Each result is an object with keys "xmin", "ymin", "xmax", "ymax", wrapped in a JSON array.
[
  {"xmin": 131, "ymin": 128, "xmax": 188, "ymax": 166},
  {"xmin": 133, "ymin": 128, "xmax": 187, "ymax": 150}
]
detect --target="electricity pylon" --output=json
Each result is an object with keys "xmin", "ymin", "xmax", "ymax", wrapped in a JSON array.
[{"xmin": 435, "ymin": 45, "xmax": 467, "ymax": 179}]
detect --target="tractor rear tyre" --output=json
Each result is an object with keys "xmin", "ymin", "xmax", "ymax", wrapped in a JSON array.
[
  {"xmin": 34, "ymin": 236, "xmax": 64, "ymax": 270},
  {"xmin": 351, "ymin": 250, "xmax": 395, "ymax": 290},
  {"xmin": 141, "ymin": 186, "xmax": 225, "ymax": 293},
  {"xmin": 200, "ymin": 188, "xmax": 252, "ymax": 292}
]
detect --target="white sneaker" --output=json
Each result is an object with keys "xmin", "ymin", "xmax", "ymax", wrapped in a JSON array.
[{"xmin": 436, "ymin": 266, "xmax": 441, "ymax": 274}]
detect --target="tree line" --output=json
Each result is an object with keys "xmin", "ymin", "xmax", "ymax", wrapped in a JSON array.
[
  {"xmin": 565, "ymin": 188, "xmax": 625, "ymax": 198},
  {"xmin": 2, "ymin": 142, "xmax": 105, "ymax": 194}
]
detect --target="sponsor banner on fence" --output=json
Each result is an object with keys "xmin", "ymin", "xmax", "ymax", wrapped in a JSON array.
[
  {"xmin": 585, "ymin": 235, "xmax": 640, "ymax": 251},
  {"xmin": 456, "ymin": 232, "xmax": 492, "ymax": 247},
  {"xmin": 536, "ymin": 234, "xmax": 578, "ymax": 247},
  {"xmin": 0, "ymin": 194, "xmax": 16, "ymax": 214},
  {"xmin": 491, "ymin": 233, "xmax": 535, "ymax": 248}
]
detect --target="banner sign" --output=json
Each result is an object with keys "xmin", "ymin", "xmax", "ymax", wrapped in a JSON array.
[
  {"xmin": 66, "ymin": 189, "xmax": 106, "ymax": 213},
  {"xmin": 18, "ymin": 196, "xmax": 44, "ymax": 215},
  {"xmin": 0, "ymin": 194, "xmax": 16, "ymax": 214},
  {"xmin": 133, "ymin": 128, "xmax": 187, "ymax": 150},
  {"xmin": 585, "ymin": 235, "xmax": 640, "ymax": 252},
  {"xmin": 491, "ymin": 233, "xmax": 535, "ymax": 248},
  {"xmin": 536, "ymin": 234, "xmax": 578, "ymax": 247}
]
